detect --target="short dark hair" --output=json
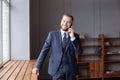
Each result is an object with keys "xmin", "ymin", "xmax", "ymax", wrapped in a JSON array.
[{"xmin": 63, "ymin": 13, "xmax": 74, "ymax": 21}]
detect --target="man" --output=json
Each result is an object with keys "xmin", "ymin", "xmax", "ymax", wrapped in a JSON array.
[{"xmin": 32, "ymin": 13, "xmax": 82, "ymax": 80}]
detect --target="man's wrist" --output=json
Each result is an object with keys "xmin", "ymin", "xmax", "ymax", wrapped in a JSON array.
[{"xmin": 70, "ymin": 37, "xmax": 75, "ymax": 41}]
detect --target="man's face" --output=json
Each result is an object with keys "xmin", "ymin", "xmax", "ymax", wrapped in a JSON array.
[{"xmin": 60, "ymin": 15, "xmax": 73, "ymax": 31}]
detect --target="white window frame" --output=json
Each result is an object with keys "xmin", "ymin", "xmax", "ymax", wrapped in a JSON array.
[
  {"xmin": 0, "ymin": 0, "xmax": 10, "ymax": 66},
  {"xmin": 0, "ymin": 0, "xmax": 3, "ymax": 68}
]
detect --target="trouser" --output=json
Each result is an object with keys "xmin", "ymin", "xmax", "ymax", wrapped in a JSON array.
[{"xmin": 52, "ymin": 67, "xmax": 76, "ymax": 80}]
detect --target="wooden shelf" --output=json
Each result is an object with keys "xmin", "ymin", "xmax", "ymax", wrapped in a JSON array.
[
  {"xmin": 82, "ymin": 45, "xmax": 100, "ymax": 47},
  {"xmin": 80, "ymin": 37, "xmax": 99, "ymax": 40},
  {"xmin": 105, "ymin": 52, "xmax": 120, "ymax": 55},
  {"xmin": 77, "ymin": 60, "xmax": 99, "ymax": 64},
  {"xmin": 79, "ymin": 53, "xmax": 100, "ymax": 56},
  {"xmin": 103, "ymin": 36, "xmax": 120, "ymax": 79},
  {"xmin": 104, "ymin": 71, "xmax": 120, "ymax": 78},
  {"xmin": 79, "ymin": 66, "xmax": 89, "ymax": 69},
  {"xmin": 77, "ymin": 76, "xmax": 89, "ymax": 79},
  {"xmin": 105, "ymin": 44, "xmax": 120, "ymax": 47},
  {"xmin": 77, "ymin": 34, "xmax": 120, "ymax": 80},
  {"xmin": 77, "ymin": 75, "xmax": 102, "ymax": 79},
  {"xmin": 104, "ymin": 37, "xmax": 120, "ymax": 39},
  {"xmin": 104, "ymin": 60, "xmax": 120, "ymax": 63}
]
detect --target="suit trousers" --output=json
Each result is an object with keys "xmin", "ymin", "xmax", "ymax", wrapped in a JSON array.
[{"xmin": 52, "ymin": 65, "xmax": 76, "ymax": 80}]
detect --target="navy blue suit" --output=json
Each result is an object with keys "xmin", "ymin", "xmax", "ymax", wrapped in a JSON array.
[{"xmin": 35, "ymin": 30, "xmax": 82, "ymax": 79}]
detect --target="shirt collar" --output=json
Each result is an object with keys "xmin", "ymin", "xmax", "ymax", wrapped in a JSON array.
[{"xmin": 60, "ymin": 29, "xmax": 68, "ymax": 38}]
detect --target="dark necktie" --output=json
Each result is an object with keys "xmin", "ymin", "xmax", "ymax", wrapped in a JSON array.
[{"xmin": 62, "ymin": 33, "xmax": 67, "ymax": 49}]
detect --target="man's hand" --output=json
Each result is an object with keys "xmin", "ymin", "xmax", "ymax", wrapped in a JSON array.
[
  {"xmin": 68, "ymin": 28, "xmax": 75, "ymax": 38},
  {"xmin": 32, "ymin": 68, "xmax": 39, "ymax": 76}
]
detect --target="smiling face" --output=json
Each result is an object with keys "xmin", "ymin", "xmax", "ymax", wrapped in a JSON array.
[{"xmin": 60, "ymin": 14, "xmax": 73, "ymax": 31}]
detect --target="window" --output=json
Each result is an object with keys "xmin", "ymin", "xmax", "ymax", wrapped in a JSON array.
[
  {"xmin": 2, "ymin": 0, "xmax": 10, "ymax": 63},
  {"xmin": 0, "ymin": 0, "xmax": 10, "ymax": 66},
  {"xmin": 0, "ymin": 0, "xmax": 2, "ymax": 67}
]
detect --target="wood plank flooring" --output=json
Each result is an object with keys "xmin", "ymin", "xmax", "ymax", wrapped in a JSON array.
[{"xmin": 0, "ymin": 60, "xmax": 38, "ymax": 80}]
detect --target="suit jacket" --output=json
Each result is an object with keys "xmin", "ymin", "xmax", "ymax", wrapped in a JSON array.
[{"xmin": 35, "ymin": 30, "xmax": 82, "ymax": 76}]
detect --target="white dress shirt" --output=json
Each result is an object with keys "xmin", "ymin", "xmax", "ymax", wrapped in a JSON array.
[{"xmin": 60, "ymin": 29, "xmax": 75, "ymax": 41}]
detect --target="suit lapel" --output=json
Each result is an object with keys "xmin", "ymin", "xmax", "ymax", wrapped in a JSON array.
[{"xmin": 57, "ymin": 30, "xmax": 63, "ymax": 50}]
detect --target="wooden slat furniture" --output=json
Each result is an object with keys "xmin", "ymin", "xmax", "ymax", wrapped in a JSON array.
[{"xmin": 0, "ymin": 60, "xmax": 38, "ymax": 80}]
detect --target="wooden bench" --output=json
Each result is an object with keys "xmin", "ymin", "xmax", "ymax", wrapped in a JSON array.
[{"xmin": 0, "ymin": 60, "xmax": 38, "ymax": 80}]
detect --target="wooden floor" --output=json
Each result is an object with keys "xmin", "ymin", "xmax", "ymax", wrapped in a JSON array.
[{"xmin": 0, "ymin": 60, "xmax": 38, "ymax": 80}]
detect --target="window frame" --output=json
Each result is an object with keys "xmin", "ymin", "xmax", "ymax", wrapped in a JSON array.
[{"xmin": 0, "ymin": 0, "xmax": 10, "ymax": 66}]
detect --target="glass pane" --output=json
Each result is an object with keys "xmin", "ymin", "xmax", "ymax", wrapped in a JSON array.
[
  {"xmin": 0, "ymin": 0, "xmax": 3, "ymax": 65},
  {"xmin": 2, "ymin": 0, "xmax": 10, "ymax": 63}
]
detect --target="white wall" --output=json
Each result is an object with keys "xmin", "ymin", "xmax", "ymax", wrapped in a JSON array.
[{"xmin": 10, "ymin": 0, "xmax": 30, "ymax": 60}]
